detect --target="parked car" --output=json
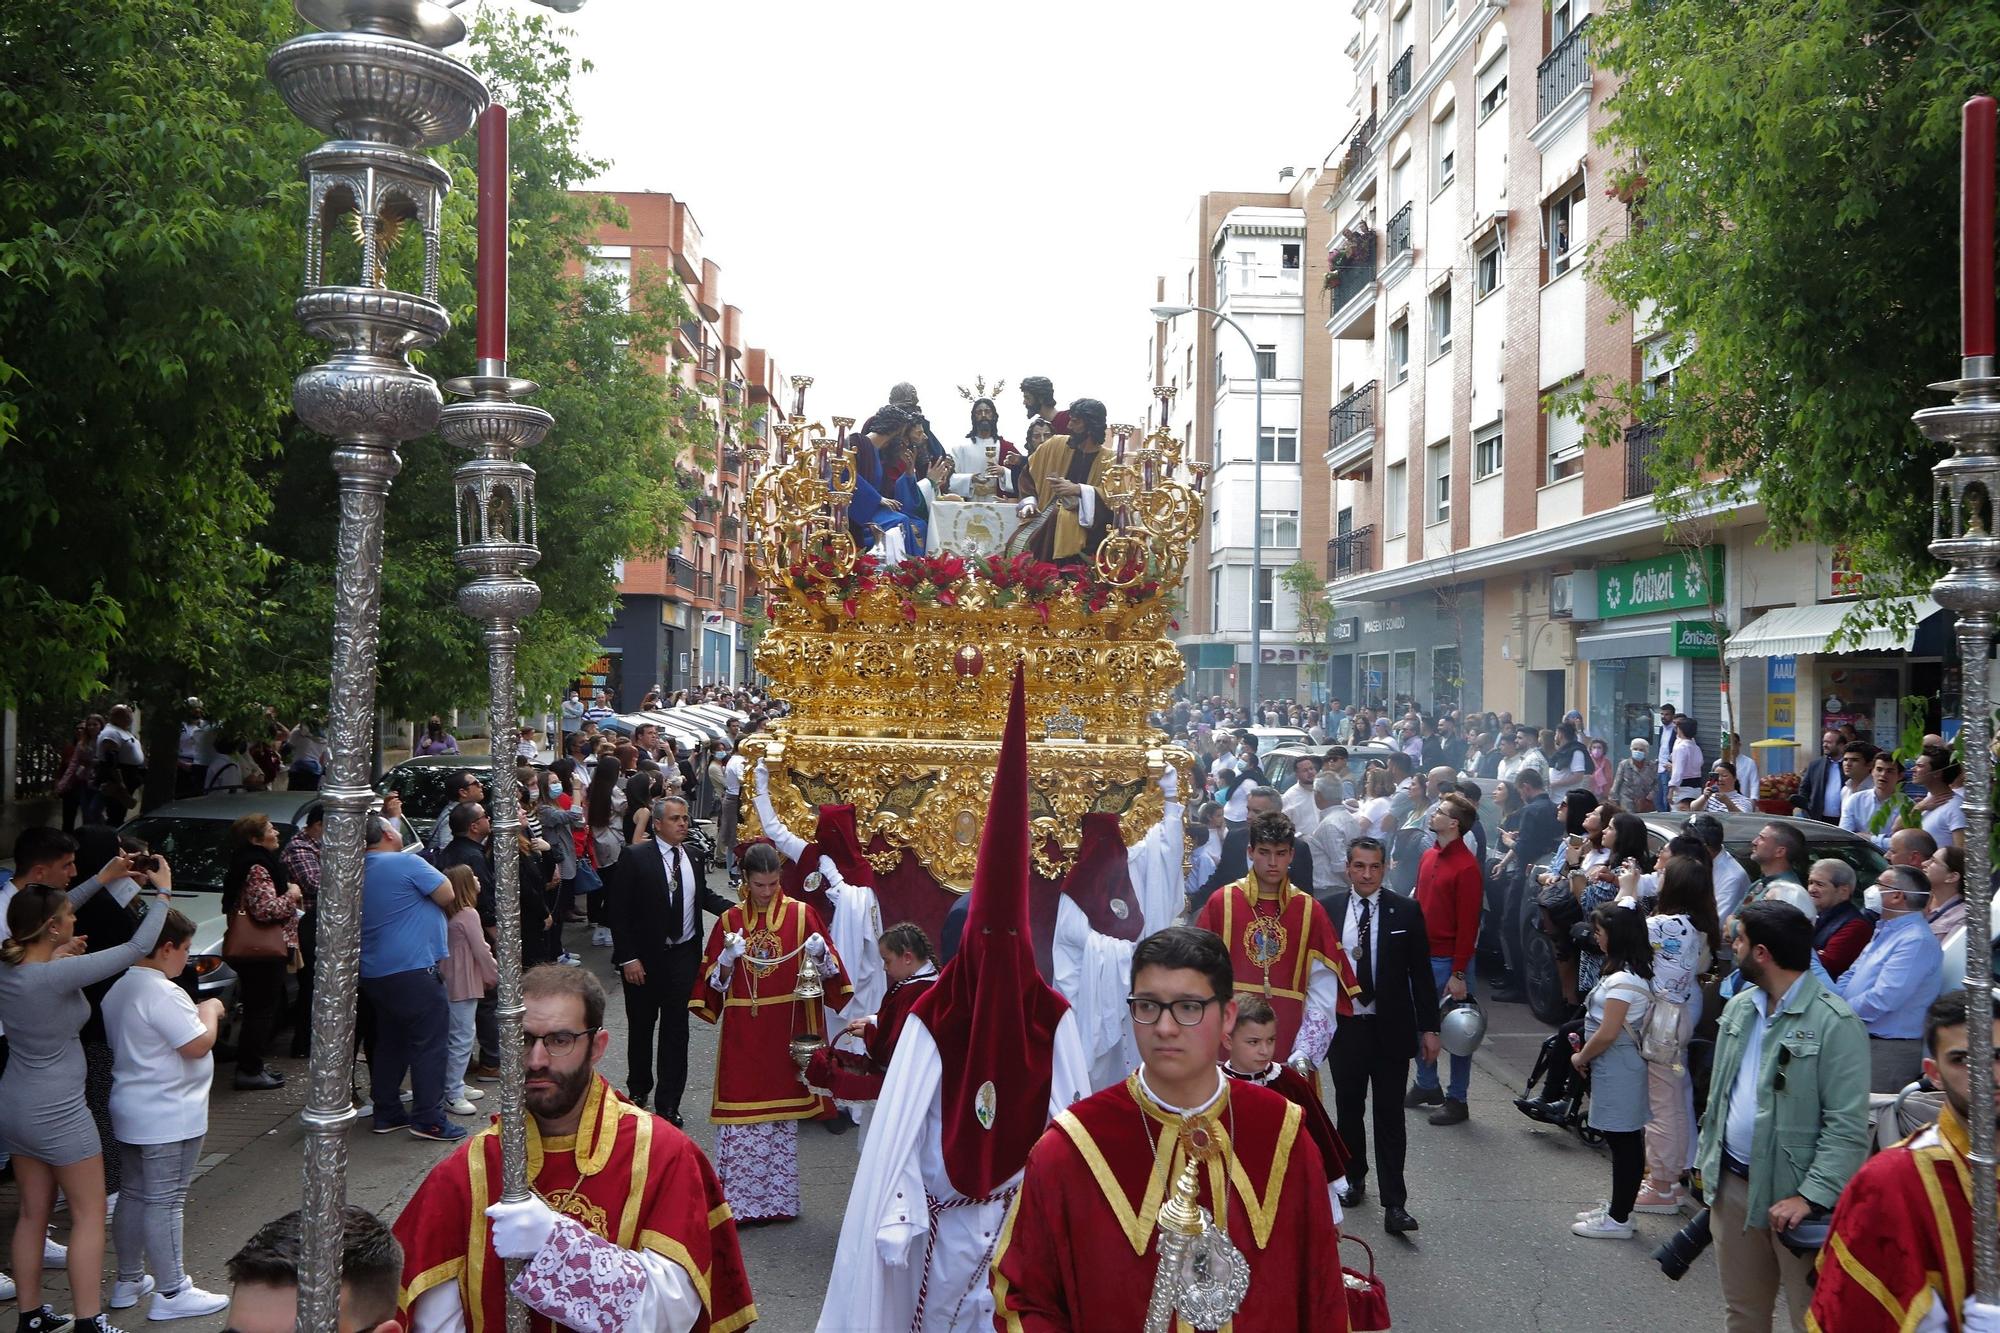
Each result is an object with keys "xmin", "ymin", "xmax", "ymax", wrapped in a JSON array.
[
  {"xmin": 1496, "ymin": 810, "xmax": 1889, "ymax": 1026},
  {"xmin": 1257, "ymin": 743, "xmax": 1401, "ymax": 796},
  {"xmin": 120, "ymin": 792, "xmax": 421, "ymax": 1022},
  {"xmin": 378, "ymin": 753, "xmax": 552, "ymax": 841}
]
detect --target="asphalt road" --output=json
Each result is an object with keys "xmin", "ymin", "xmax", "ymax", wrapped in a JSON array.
[{"xmin": 10, "ymin": 877, "xmax": 1761, "ymax": 1332}]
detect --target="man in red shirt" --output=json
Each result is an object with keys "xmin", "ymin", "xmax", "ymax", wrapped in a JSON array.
[{"xmin": 1409, "ymin": 794, "xmax": 1484, "ymax": 1125}]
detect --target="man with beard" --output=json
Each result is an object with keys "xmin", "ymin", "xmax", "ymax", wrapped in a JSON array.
[
  {"xmin": 1809, "ymin": 988, "xmax": 2000, "ymax": 1332},
  {"xmin": 394, "ymin": 966, "xmax": 757, "ymax": 1333},
  {"xmin": 1018, "ymin": 375, "xmax": 1065, "ymax": 441},
  {"xmin": 928, "ymin": 396, "xmax": 1017, "ymax": 499},
  {"xmin": 1019, "ymin": 398, "xmax": 1115, "ymax": 565}
]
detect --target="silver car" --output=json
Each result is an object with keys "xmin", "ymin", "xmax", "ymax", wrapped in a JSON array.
[{"xmin": 120, "ymin": 792, "xmax": 420, "ymax": 1013}]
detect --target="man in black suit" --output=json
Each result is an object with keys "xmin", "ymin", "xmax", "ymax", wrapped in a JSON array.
[
  {"xmin": 607, "ymin": 793, "xmax": 735, "ymax": 1125},
  {"xmin": 1322, "ymin": 836, "xmax": 1439, "ymax": 1237},
  {"xmin": 1790, "ymin": 729, "xmax": 1850, "ymax": 824},
  {"xmin": 1194, "ymin": 786, "xmax": 1314, "ymax": 910}
]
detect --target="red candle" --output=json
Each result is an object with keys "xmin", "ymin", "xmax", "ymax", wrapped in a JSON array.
[
  {"xmin": 1965, "ymin": 95, "xmax": 1997, "ymax": 359},
  {"xmin": 476, "ymin": 104, "xmax": 510, "ymax": 366}
]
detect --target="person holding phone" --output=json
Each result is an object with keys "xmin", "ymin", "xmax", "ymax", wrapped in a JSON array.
[{"xmin": 1680, "ymin": 761, "xmax": 1752, "ymax": 814}]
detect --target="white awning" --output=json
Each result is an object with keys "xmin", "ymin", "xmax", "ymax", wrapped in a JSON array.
[{"xmin": 1724, "ymin": 596, "xmax": 1944, "ymax": 663}]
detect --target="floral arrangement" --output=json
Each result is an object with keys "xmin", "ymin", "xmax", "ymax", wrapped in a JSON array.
[
  {"xmin": 786, "ymin": 535, "xmax": 881, "ymax": 618},
  {"xmin": 887, "ymin": 552, "xmax": 969, "ymax": 620}
]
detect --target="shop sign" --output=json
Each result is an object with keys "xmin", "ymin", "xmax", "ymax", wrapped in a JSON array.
[
  {"xmin": 1597, "ymin": 548, "xmax": 1724, "ymax": 620},
  {"xmin": 1362, "ymin": 614, "xmax": 1407, "ymax": 634},
  {"xmin": 1262, "ymin": 647, "xmax": 1331, "ymax": 664},
  {"xmin": 1331, "ymin": 617, "xmax": 1360, "ymax": 645},
  {"xmin": 1670, "ymin": 620, "xmax": 1721, "ymax": 658},
  {"xmin": 1766, "ymin": 655, "xmax": 1796, "ymax": 733}
]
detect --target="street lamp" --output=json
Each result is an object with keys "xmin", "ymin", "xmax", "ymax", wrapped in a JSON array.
[{"xmin": 1153, "ymin": 302, "xmax": 1265, "ymax": 710}]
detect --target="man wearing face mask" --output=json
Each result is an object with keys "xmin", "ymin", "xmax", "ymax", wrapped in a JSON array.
[
  {"xmin": 1835, "ymin": 865, "xmax": 1945, "ymax": 1091},
  {"xmin": 1809, "ymin": 988, "xmax": 2000, "ymax": 1332}
]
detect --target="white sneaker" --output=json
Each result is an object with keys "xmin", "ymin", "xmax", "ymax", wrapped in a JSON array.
[
  {"xmin": 1571, "ymin": 1212, "xmax": 1636, "ymax": 1239},
  {"xmin": 559, "ymin": 952, "xmax": 583, "ymax": 966},
  {"xmin": 43, "ymin": 1233, "xmax": 68, "ymax": 1267},
  {"xmin": 110, "ymin": 1274, "xmax": 156, "ymax": 1308},
  {"xmin": 0, "ymin": 1270, "xmax": 15, "ymax": 1302},
  {"xmin": 590, "ymin": 926, "xmax": 613, "ymax": 947},
  {"xmin": 104, "ymin": 1191, "xmax": 118, "ymax": 1221},
  {"xmin": 446, "ymin": 1096, "xmax": 478, "ymax": 1116},
  {"xmin": 1574, "ymin": 1200, "xmax": 1609, "ymax": 1221},
  {"xmin": 149, "ymin": 1280, "xmax": 231, "ymax": 1321},
  {"xmin": 353, "ymin": 1098, "xmax": 374, "ymax": 1119},
  {"xmin": 462, "ymin": 1087, "xmax": 485, "ymax": 1102}
]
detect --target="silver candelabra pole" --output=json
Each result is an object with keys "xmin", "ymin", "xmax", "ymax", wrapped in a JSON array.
[
  {"xmin": 1918, "ymin": 348, "xmax": 2000, "ymax": 1300},
  {"xmin": 441, "ymin": 369, "xmax": 549, "ymax": 1333},
  {"xmin": 267, "ymin": 1, "xmax": 487, "ymax": 1327}
]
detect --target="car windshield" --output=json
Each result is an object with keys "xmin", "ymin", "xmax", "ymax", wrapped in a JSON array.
[
  {"xmin": 122, "ymin": 816, "xmax": 298, "ymax": 894},
  {"xmin": 386, "ymin": 764, "xmax": 483, "ymax": 825}
]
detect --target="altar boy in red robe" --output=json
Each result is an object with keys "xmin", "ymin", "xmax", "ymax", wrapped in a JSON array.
[
  {"xmin": 692, "ymin": 841, "xmax": 852, "ymax": 1223},
  {"xmin": 395, "ymin": 966, "xmax": 756, "ymax": 1333},
  {"xmin": 992, "ymin": 925, "xmax": 1348, "ymax": 1331},
  {"xmin": 1193, "ymin": 811, "xmax": 1359, "ymax": 1072},
  {"xmin": 1221, "ymin": 994, "xmax": 1352, "ymax": 1220}
]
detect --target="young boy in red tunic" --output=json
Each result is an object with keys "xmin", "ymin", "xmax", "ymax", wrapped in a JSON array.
[
  {"xmin": 1220, "ymin": 994, "xmax": 1352, "ymax": 1220},
  {"xmin": 992, "ymin": 926, "xmax": 1349, "ymax": 1331},
  {"xmin": 691, "ymin": 841, "xmax": 852, "ymax": 1223}
]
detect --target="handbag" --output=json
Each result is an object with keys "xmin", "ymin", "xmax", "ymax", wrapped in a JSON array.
[
  {"xmin": 1340, "ymin": 1235, "xmax": 1391, "ymax": 1330},
  {"xmin": 222, "ymin": 906, "xmax": 290, "ymax": 962}
]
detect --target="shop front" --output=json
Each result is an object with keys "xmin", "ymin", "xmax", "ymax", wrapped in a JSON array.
[
  {"xmin": 1575, "ymin": 550, "xmax": 1728, "ymax": 750},
  {"xmin": 1179, "ymin": 642, "xmax": 1237, "ymax": 702},
  {"xmin": 1725, "ymin": 594, "xmax": 1956, "ymax": 748},
  {"xmin": 1329, "ymin": 617, "xmax": 1359, "ymax": 708},
  {"xmin": 1342, "ymin": 589, "xmax": 1485, "ymax": 716}
]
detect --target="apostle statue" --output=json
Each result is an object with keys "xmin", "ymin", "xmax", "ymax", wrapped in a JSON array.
[{"xmin": 1019, "ymin": 397, "xmax": 1114, "ymax": 566}]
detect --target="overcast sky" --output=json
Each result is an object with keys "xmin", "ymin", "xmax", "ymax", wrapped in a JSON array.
[{"xmin": 484, "ymin": 0, "xmax": 1335, "ymax": 438}]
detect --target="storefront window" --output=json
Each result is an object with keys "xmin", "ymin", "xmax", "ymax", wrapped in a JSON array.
[
  {"xmin": 1393, "ymin": 651, "xmax": 1418, "ymax": 713},
  {"xmin": 1589, "ymin": 657, "xmax": 1660, "ymax": 749},
  {"xmin": 1433, "ymin": 647, "xmax": 1462, "ymax": 713},
  {"xmin": 1818, "ymin": 665, "xmax": 1903, "ymax": 745}
]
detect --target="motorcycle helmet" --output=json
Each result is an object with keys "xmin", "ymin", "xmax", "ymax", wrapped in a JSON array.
[{"xmin": 1439, "ymin": 996, "xmax": 1488, "ymax": 1058}]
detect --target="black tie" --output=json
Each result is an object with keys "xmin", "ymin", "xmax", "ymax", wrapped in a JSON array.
[
  {"xmin": 1356, "ymin": 896, "xmax": 1376, "ymax": 1007},
  {"xmin": 666, "ymin": 846, "xmax": 685, "ymax": 945}
]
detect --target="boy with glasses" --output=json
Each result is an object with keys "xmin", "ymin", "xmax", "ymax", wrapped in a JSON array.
[
  {"xmin": 992, "ymin": 927, "xmax": 1349, "ymax": 1330},
  {"xmin": 394, "ymin": 965, "xmax": 756, "ymax": 1333}
]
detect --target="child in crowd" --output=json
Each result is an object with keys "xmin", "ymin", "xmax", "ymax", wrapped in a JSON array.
[
  {"xmin": 1219, "ymin": 994, "xmax": 1351, "ymax": 1217},
  {"xmin": 439, "ymin": 865, "xmax": 495, "ymax": 1118}
]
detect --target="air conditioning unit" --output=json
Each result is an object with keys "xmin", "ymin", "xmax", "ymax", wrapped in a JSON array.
[{"xmin": 1550, "ymin": 573, "xmax": 1575, "ymax": 619}]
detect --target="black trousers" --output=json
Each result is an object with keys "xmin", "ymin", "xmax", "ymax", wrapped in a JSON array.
[
  {"xmin": 622, "ymin": 942, "xmax": 701, "ymax": 1118},
  {"xmin": 1329, "ymin": 1015, "xmax": 1411, "ymax": 1209},
  {"xmin": 233, "ymin": 957, "xmax": 289, "ymax": 1076}
]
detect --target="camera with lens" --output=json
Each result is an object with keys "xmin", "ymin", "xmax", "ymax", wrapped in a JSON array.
[{"xmin": 1654, "ymin": 1207, "xmax": 1713, "ymax": 1281}]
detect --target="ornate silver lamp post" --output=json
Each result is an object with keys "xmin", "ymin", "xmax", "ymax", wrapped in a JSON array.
[
  {"xmin": 1917, "ymin": 93, "xmax": 1999, "ymax": 1300},
  {"xmin": 268, "ymin": 1, "xmax": 484, "ymax": 1326}
]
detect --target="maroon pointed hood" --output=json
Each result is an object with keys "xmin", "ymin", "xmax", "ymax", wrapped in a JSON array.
[
  {"xmin": 911, "ymin": 663, "xmax": 1070, "ymax": 1196},
  {"xmin": 1059, "ymin": 811, "xmax": 1143, "ymax": 943}
]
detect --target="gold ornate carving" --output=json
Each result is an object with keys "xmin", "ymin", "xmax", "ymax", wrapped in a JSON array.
[{"xmin": 740, "ymin": 405, "xmax": 1204, "ymax": 890}]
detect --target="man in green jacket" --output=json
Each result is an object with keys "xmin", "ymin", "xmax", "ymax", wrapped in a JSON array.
[{"xmin": 1695, "ymin": 900, "xmax": 1871, "ymax": 1333}]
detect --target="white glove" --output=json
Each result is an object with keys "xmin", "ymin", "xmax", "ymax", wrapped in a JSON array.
[
  {"xmin": 1965, "ymin": 1299, "xmax": 2000, "ymax": 1333},
  {"xmin": 1286, "ymin": 1052, "xmax": 1315, "ymax": 1078},
  {"xmin": 720, "ymin": 931, "xmax": 747, "ymax": 965},
  {"xmin": 1158, "ymin": 765, "xmax": 1179, "ymax": 802},
  {"xmin": 805, "ymin": 932, "xmax": 829, "ymax": 966},
  {"xmin": 485, "ymin": 1195, "xmax": 558, "ymax": 1260},
  {"xmin": 754, "ymin": 760, "xmax": 770, "ymax": 798},
  {"xmin": 817, "ymin": 853, "xmax": 843, "ymax": 889}
]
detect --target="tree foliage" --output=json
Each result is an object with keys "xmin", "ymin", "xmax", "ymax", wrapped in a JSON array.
[
  {"xmin": 1583, "ymin": 0, "xmax": 2000, "ymax": 583},
  {"xmin": 1278, "ymin": 559, "xmax": 1334, "ymax": 698},
  {"xmin": 2, "ymin": 3, "xmax": 705, "ymax": 742}
]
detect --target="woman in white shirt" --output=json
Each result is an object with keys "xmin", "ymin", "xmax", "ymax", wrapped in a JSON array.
[
  {"xmin": 1678, "ymin": 761, "xmax": 1752, "ymax": 814},
  {"xmin": 101, "ymin": 909, "xmax": 230, "ymax": 1320},
  {"xmin": 1568, "ymin": 904, "xmax": 1655, "ymax": 1240},
  {"xmin": 1637, "ymin": 859, "xmax": 1719, "ymax": 1216},
  {"xmin": 1355, "ymin": 767, "xmax": 1398, "ymax": 839}
]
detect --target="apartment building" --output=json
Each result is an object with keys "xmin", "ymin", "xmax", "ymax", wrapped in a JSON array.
[
  {"xmin": 1146, "ymin": 182, "xmax": 1338, "ymax": 704},
  {"xmin": 1304, "ymin": 0, "xmax": 1960, "ymax": 754},
  {"xmin": 581, "ymin": 191, "xmax": 783, "ymax": 706}
]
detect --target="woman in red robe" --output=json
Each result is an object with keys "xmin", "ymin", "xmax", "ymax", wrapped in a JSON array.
[
  {"xmin": 691, "ymin": 842, "xmax": 851, "ymax": 1223},
  {"xmin": 804, "ymin": 921, "xmax": 938, "ymax": 1104}
]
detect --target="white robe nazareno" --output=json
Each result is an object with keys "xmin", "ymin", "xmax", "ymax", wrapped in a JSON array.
[{"xmin": 815, "ymin": 1011, "xmax": 1090, "ymax": 1333}]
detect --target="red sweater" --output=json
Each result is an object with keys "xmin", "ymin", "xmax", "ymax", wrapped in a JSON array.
[{"xmin": 1415, "ymin": 837, "xmax": 1484, "ymax": 971}]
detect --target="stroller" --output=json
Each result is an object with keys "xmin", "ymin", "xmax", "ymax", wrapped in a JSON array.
[{"xmin": 1514, "ymin": 1016, "xmax": 1602, "ymax": 1146}]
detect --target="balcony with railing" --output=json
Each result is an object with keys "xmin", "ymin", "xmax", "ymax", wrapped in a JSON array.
[
  {"xmin": 1337, "ymin": 112, "xmax": 1378, "ymax": 189},
  {"xmin": 1385, "ymin": 204, "xmax": 1413, "ymax": 267},
  {"xmin": 669, "ymin": 553, "xmax": 696, "ymax": 593},
  {"xmin": 697, "ymin": 570, "xmax": 716, "ymax": 603},
  {"xmin": 1327, "ymin": 526, "xmax": 1376, "ymax": 581},
  {"xmin": 720, "ymin": 584, "xmax": 738, "ymax": 611},
  {"xmin": 743, "ymin": 592, "xmax": 765, "ymax": 618},
  {"xmin": 1324, "ymin": 231, "xmax": 1378, "ymax": 339},
  {"xmin": 1388, "ymin": 46, "xmax": 1414, "ymax": 103},
  {"xmin": 1326, "ymin": 381, "xmax": 1378, "ymax": 476},
  {"xmin": 721, "ymin": 446, "xmax": 743, "ymax": 473},
  {"xmin": 1537, "ymin": 18, "xmax": 1591, "ymax": 121},
  {"xmin": 1624, "ymin": 420, "xmax": 1663, "ymax": 501}
]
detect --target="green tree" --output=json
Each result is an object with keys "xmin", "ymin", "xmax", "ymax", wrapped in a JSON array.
[
  {"xmin": 0, "ymin": 0, "xmax": 315, "ymax": 715},
  {"xmin": 1277, "ymin": 560, "xmax": 1334, "ymax": 701},
  {"xmin": 1581, "ymin": 0, "xmax": 1999, "ymax": 588}
]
